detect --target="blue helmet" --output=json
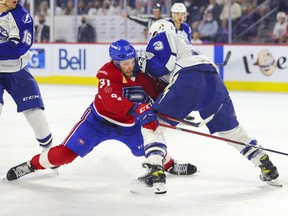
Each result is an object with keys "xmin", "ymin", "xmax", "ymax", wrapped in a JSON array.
[{"xmin": 109, "ymin": 39, "xmax": 136, "ymax": 61}]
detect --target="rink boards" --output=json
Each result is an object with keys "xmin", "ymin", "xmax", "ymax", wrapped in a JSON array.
[{"xmin": 29, "ymin": 43, "xmax": 288, "ymax": 92}]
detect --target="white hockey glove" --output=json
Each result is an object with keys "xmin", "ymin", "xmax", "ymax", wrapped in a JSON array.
[{"xmin": 138, "ymin": 57, "xmax": 147, "ymax": 73}]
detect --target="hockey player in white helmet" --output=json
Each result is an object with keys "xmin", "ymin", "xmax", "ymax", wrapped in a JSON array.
[
  {"xmin": 169, "ymin": 3, "xmax": 192, "ymax": 43},
  {"xmin": 0, "ymin": 1, "xmax": 55, "ymax": 154},
  {"xmin": 148, "ymin": 19, "xmax": 176, "ymax": 41},
  {"xmin": 139, "ymin": 20, "xmax": 281, "ymax": 187}
]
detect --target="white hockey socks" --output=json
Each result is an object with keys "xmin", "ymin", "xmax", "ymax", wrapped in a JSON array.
[
  {"xmin": 142, "ymin": 127, "xmax": 167, "ymax": 166},
  {"xmin": 218, "ymin": 125, "xmax": 266, "ymax": 166},
  {"xmin": 23, "ymin": 108, "xmax": 53, "ymax": 149}
]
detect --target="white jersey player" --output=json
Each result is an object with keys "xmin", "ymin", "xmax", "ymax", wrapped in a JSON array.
[
  {"xmin": 0, "ymin": 1, "xmax": 53, "ymax": 151},
  {"xmin": 139, "ymin": 20, "xmax": 280, "ymax": 186},
  {"xmin": 168, "ymin": 3, "xmax": 192, "ymax": 42}
]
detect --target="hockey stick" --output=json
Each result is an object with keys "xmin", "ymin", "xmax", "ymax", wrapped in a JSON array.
[
  {"xmin": 158, "ymin": 104, "xmax": 223, "ymax": 128},
  {"xmin": 216, "ymin": 50, "xmax": 231, "ymax": 67},
  {"xmin": 159, "ymin": 113, "xmax": 213, "ymax": 128},
  {"xmin": 159, "ymin": 123, "xmax": 288, "ymax": 156}
]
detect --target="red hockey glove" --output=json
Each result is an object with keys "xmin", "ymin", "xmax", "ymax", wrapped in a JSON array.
[{"xmin": 132, "ymin": 103, "xmax": 159, "ymax": 131}]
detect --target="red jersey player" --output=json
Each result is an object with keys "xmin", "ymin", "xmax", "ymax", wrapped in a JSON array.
[{"xmin": 6, "ymin": 39, "xmax": 197, "ymax": 194}]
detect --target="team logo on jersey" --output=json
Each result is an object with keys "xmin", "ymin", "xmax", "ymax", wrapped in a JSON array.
[
  {"xmin": 0, "ymin": 26, "xmax": 8, "ymax": 41},
  {"xmin": 153, "ymin": 41, "xmax": 164, "ymax": 51},
  {"xmin": 104, "ymin": 86, "xmax": 112, "ymax": 93},
  {"xmin": 22, "ymin": 14, "xmax": 32, "ymax": 24},
  {"xmin": 78, "ymin": 138, "xmax": 85, "ymax": 145},
  {"xmin": 123, "ymin": 86, "xmax": 149, "ymax": 103},
  {"xmin": 253, "ymin": 49, "xmax": 276, "ymax": 76}
]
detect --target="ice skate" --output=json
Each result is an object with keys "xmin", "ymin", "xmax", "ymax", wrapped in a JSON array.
[
  {"xmin": 165, "ymin": 160, "xmax": 197, "ymax": 175},
  {"xmin": 6, "ymin": 161, "xmax": 35, "ymax": 181},
  {"xmin": 131, "ymin": 163, "xmax": 166, "ymax": 194},
  {"xmin": 259, "ymin": 155, "xmax": 282, "ymax": 187}
]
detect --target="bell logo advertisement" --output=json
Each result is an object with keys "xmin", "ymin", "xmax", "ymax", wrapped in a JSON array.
[
  {"xmin": 27, "ymin": 49, "xmax": 45, "ymax": 68},
  {"xmin": 58, "ymin": 48, "xmax": 86, "ymax": 70}
]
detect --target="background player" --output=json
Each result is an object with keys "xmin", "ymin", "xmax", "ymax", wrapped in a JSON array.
[
  {"xmin": 0, "ymin": 0, "xmax": 53, "ymax": 151},
  {"xmin": 169, "ymin": 3, "xmax": 192, "ymax": 43},
  {"xmin": 6, "ymin": 39, "xmax": 196, "ymax": 194},
  {"xmin": 139, "ymin": 20, "xmax": 280, "ymax": 186}
]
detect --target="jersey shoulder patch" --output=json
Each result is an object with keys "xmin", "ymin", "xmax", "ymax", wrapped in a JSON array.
[
  {"xmin": 148, "ymin": 33, "xmax": 169, "ymax": 53},
  {"xmin": 11, "ymin": 5, "xmax": 33, "ymax": 29}
]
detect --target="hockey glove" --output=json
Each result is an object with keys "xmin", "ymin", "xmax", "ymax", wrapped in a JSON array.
[
  {"xmin": 132, "ymin": 103, "xmax": 159, "ymax": 131},
  {"xmin": 138, "ymin": 57, "xmax": 147, "ymax": 72}
]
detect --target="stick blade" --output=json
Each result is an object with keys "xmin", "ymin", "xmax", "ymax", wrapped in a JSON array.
[{"xmin": 265, "ymin": 179, "xmax": 283, "ymax": 187}]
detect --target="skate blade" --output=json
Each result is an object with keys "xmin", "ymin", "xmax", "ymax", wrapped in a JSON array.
[
  {"xmin": 153, "ymin": 182, "xmax": 167, "ymax": 194},
  {"xmin": 130, "ymin": 180, "xmax": 167, "ymax": 195},
  {"xmin": 50, "ymin": 166, "xmax": 60, "ymax": 175},
  {"xmin": 266, "ymin": 179, "xmax": 283, "ymax": 187}
]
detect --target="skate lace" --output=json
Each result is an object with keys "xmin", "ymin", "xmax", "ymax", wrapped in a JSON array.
[
  {"xmin": 173, "ymin": 162, "xmax": 187, "ymax": 175},
  {"xmin": 13, "ymin": 164, "xmax": 32, "ymax": 179}
]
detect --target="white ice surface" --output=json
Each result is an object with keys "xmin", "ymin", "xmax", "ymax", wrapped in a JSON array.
[{"xmin": 1, "ymin": 84, "xmax": 288, "ymax": 216}]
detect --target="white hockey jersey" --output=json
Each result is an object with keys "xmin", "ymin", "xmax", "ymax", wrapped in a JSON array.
[{"xmin": 142, "ymin": 32, "xmax": 219, "ymax": 83}]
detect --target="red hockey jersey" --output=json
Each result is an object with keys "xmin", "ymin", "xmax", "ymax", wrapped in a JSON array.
[{"xmin": 93, "ymin": 61, "xmax": 165, "ymax": 126}]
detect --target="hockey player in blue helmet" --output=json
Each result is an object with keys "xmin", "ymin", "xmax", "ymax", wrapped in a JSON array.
[
  {"xmin": 6, "ymin": 39, "xmax": 197, "ymax": 194},
  {"xmin": 109, "ymin": 39, "xmax": 137, "ymax": 73}
]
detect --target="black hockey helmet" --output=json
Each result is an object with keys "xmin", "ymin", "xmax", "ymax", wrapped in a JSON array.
[{"xmin": 153, "ymin": 3, "xmax": 161, "ymax": 10}]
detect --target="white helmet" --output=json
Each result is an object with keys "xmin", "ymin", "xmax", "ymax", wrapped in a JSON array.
[
  {"xmin": 171, "ymin": 3, "xmax": 187, "ymax": 13},
  {"xmin": 171, "ymin": 3, "xmax": 187, "ymax": 21},
  {"xmin": 148, "ymin": 20, "xmax": 175, "ymax": 40},
  {"xmin": 276, "ymin": 12, "xmax": 287, "ymax": 22}
]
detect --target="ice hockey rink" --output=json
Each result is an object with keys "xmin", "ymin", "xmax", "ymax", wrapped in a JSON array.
[{"xmin": 1, "ymin": 84, "xmax": 288, "ymax": 216}]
